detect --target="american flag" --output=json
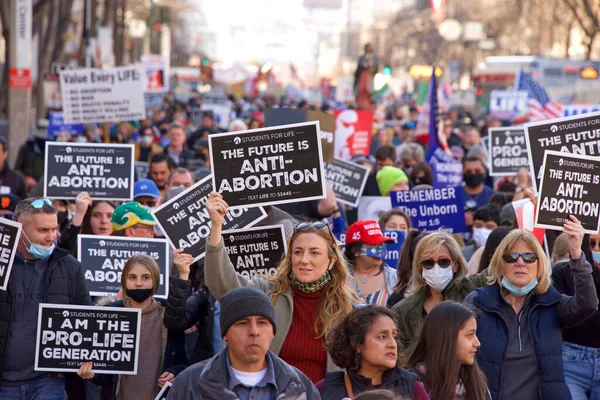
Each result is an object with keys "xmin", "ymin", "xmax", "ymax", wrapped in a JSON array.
[
  {"xmin": 437, "ymin": 82, "xmax": 451, "ymax": 113},
  {"xmin": 515, "ymin": 70, "xmax": 562, "ymax": 121}
]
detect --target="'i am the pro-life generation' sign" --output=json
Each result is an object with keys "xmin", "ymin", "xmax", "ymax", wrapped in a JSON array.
[
  {"xmin": 35, "ymin": 304, "xmax": 141, "ymax": 374},
  {"xmin": 209, "ymin": 122, "xmax": 326, "ymax": 209},
  {"xmin": 536, "ymin": 150, "xmax": 600, "ymax": 234},
  {"xmin": 44, "ymin": 142, "xmax": 135, "ymax": 201},
  {"xmin": 0, "ymin": 218, "xmax": 22, "ymax": 291},
  {"xmin": 488, "ymin": 127, "xmax": 529, "ymax": 176},
  {"xmin": 152, "ymin": 175, "xmax": 267, "ymax": 262}
]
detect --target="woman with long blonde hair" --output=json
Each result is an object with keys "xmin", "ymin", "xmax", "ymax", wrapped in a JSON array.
[{"xmin": 203, "ymin": 192, "xmax": 355, "ymax": 383}]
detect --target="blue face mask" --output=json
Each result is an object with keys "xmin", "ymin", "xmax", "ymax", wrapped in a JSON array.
[
  {"xmin": 360, "ymin": 245, "xmax": 386, "ymax": 260},
  {"xmin": 502, "ymin": 277, "xmax": 538, "ymax": 297},
  {"xmin": 593, "ymin": 251, "xmax": 600, "ymax": 265},
  {"xmin": 22, "ymin": 231, "xmax": 55, "ymax": 259}
]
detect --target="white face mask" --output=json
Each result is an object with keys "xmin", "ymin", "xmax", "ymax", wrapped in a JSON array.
[
  {"xmin": 422, "ymin": 264, "xmax": 453, "ymax": 292},
  {"xmin": 472, "ymin": 227, "xmax": 492, "ymax": 248},
  {"xmin": 141, "ymin": 135, "xmax": 154, "ymax": 146}
]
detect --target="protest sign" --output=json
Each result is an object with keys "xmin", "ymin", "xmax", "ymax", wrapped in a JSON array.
[
  {"xmin": 390, "ymin": 187, "xmax": 467, "ymax": 233},
  {"xmin": 59, "ymin": 66, "xmax": 145, "ymax": 124},
  {"xmin": 489, "ymin": 90, "xmax": 528, "ymax": 121},
  {"xmin": 202, "ymin": 89, "xmax": 231, "ymax": 130},
  {"xmin": 209, "ymin": 122, "xmax": 326, "ymax": 209},
  {"xmin": 77, "ymin": 235, "xmax": 169, "ymax": 298},
  {"xmin": 47, "ymin": 111, "xmax": 85, "ymax": 137},
  {"xmin": 264, "ymin": 109, "xmax": 335, "ymax": 163},
  {"xmin": 0, "ymin": 218, "xmax": 22, "ymax": 291},
  {"xmin": 44, "ymin": 142, "xmax": 135, "ymax": 200},
  {"xmin": 324, "ymin": 158, "xmax": 369, "ymax": 207},
  {"xmin": 222, "ymin": 225, "xmax": 287, "ymax": 279},
  {"xmin": 154, "ymin": 382, "xmax": 172, "ymax": 400},
  {"xmin": 382, "ymin": 230, "xmax": 406, "ymax": 269},
  {"xmin": 488, "ymin": 127, "xmax": 528, "ymax": 176},
  {"xmin": 561, "ymin": 104, "xmax": 600, "ymax": 117},
  {"xmin": 428, "ymin": 148, "xmax": 463, "ymax": 188},
  {"xmin": 135, "ymin": 161, "xmax": 149, "ymax": 181},
  {"xmin": 334, "ymin": 109, "xmax": 374, "ymax": 159},
  {"xmin": 358, "ymin": 196, "xmax": 392, "ymax": 221},
  {"xmin": 449, "ymin": 89, "xmax": 476, "ymax": 107},
  {"xmin": 144, "ymin": 93, "xmax": 165, "ymax": 110},
  {"xmin": 35, "ymin": 304, "xmax": 141, "ymax": 374},
  {"xmin": 152, "ymin": 175, "xmax": 267, "ymax": 262},
  {"xmin": 524, "ymin": 111, "xmax": 600, "ymax": 192},
  {"xmin": 535, "ymin": 151, "xmax": 600, "ymax": 234},
  {"xmin": 141, "ymin": 55, "xmax": 168, "ymax": 93}
]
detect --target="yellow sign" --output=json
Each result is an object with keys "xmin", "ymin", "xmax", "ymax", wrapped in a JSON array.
[{"xmin": 409, "ymin": 65, "xmax": 443, "ymax": 78}]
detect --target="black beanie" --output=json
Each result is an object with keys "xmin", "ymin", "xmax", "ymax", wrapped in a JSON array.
[{"xmin": 220, "ymin": 287, "xmax": 277, "ymax": 337}]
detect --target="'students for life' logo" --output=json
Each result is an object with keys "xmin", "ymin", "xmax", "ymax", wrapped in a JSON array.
[
  {"xmin": 559, "ymin": 158, "xmax": 564, "ymax": 166},
  {"xmin": 233, "ymin": 137, "xmax": 241, "ymax": 145},
  {"xmin": 229, "ymin": 235, "xmax": 235, "ymax": 242},
  {"xmin": 99, "ymin": 240, "xmax": 106, "ymax": 247},
  {"xmin": 66, "ymin": 147, "xmax": 73, "ymax": 153},
  {"xmin": 550, "ymin": 125, "xmax": 559, "ymax": 133},
  {"xmin": 62, "ymin": 310, "xmax": 70, "ymax": 317},
  {"xmin": 172, "ymin": 203, "xmax": 180, "ymax": 210}
]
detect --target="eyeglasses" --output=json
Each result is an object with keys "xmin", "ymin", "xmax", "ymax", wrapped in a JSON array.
[
  {"xmin": 420, "ymin": 258, "xmax": 453, "ymax": 270},
  {"xmin": 502, "ymin": 252, "xmax": 538, "ymax": 264},
  {"xmin": 294, "ymin": 221, "xmax": 335, "ymax": 243}
]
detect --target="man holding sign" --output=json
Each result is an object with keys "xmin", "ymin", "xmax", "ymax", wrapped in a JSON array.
[{"xmin": 0, "ymin": 198, "xmax": 91, "ymax": 396}]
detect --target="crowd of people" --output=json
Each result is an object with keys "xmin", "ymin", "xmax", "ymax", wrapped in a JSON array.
[{"xmin": 0, "ymin": 85, "xmax": 598, "ymax": 400}]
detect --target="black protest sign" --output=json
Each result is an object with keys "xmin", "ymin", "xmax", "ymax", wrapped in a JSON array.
[
  {"xmin": 524, "ymin": 111, "xmax": 600, "ymax": 192},
  {"xmin": 264, "ymin": 108, "xmax": 335, "ymax": 162},
  {"xmin": 325, "ymin": 158, "xmax": 369, "ymax": 207},
  {"xmin": 77, "ymin": 235, "xmax": 169, "ymax": 298},
  {"xmin": 535, "ymin": 150, "xmax": 600, "ymax": 234},
  {"xmin": 209, "ymin": 122, "xmax": 326, "ymax": 208},
  {"xmin": 222, "ymin": 225, "xmax": 287, "ymax": 279},
  {"xmin": 135, "ymin": 161, "xmax": 149, "ymax": 181},
  {"xmin": 35, "ymin": 304, "xmax": 141, "ymax": 374},
  {"xmin": 152, "ymin": 174, "xmax": 267, "ymax": 262},
  {"xmin": 488, "ymin": 127, "xmax": 529, "ymax": 176},
  {"xmin": 44, "ymin": 142, "xmax": 135, "ymax": 200},
  {"xmin": 0, "ymin": 218, "xmax": 22, "ymax": 291}
]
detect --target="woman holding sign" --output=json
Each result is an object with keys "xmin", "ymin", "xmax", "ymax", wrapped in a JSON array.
[
  {"xmin": 465, "ymin": 218, "xmax": 598, "ymax": 400},
  {"xmin": 391, "ymin": 232, "xmax": 488, "ymax": 355},
  {"xmin": 77, "ymin": 254, "xmax": 188, "ymax": 399},
  {"xmin": 204, "ymin": 192, "xmax": 355, "ymax": 383}
]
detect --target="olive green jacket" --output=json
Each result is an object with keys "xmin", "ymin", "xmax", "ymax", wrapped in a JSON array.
[{"xmin": 391, "ymin": 272, "xmax": 488, "ymax": 355}]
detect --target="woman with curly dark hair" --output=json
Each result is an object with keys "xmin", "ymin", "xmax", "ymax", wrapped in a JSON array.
[{"xmin": 319, "ymin": 305, "xmax": 430, "ymax": 399}]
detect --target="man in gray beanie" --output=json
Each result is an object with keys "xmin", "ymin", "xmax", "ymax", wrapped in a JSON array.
[{"xmin": 168, "ymin": 287, "xmax": 321, "ymax": 400}]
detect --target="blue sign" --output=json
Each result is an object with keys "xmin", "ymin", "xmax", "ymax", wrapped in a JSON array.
[
  {"xmin": 428, "ymin": 148, "xmax": 463, "ymax": 188},
  {"xmin": 144, "ymin": 92, "xmax": 165, "ymax": 110},
  {"xmin": 382, "ymin": 230, "xmax": 406, "ymax": 269},
  {"xmin": 489, "ymin": 90, "xmax": 528, "ymax": 121},
  {"xmin": 561, "ymin": 104, "xmax": 600, "ymax": 117},
  {"xmin": 47, "ymin": 112, "xmax": 85, "ymax": 136},
  {"xmin": 390, "ymin": 186, "xmax": 467, "ymax": 233}
]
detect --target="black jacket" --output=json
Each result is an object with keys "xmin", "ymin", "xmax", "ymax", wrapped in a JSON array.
[
  {"xmin": 322, "ymin": 367, "xmax": 417, "ymax": 399},
  {"xmin": 163, "ymin": 277, "xmax": 216, "ymax": 363},
  {"xmin": 0, "ymin": 247, "xmax": 92, "ymax": 382},
  {"xmin": 163, "ymin": 147, "xmax": 196, "ymax": 169},
  {"xmin": 552, "ymin": 260, "xmax": 600, "ymax": 348},
  {"xmin": 0, "ymin": 164, "xmax": 27, "ymax": 200}
]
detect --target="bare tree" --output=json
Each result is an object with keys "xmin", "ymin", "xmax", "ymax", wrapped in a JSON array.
[{"xmin": 563, "ymin": 0, "xmax": 600, "ymax": 59}]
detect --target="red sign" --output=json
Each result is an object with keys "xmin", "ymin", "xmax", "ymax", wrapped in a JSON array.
[
  {"xmin": 334, "ymin": 109, "xmax": 374, "ymax": 159},
  {"xmin": 9, "ymin": 68, "xmax": 32, "ymax": 89}
]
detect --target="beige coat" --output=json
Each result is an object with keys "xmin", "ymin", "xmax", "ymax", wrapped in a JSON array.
[{"xmin": 205, "ymin": 238, "xmax": 341, "ymax": 373}]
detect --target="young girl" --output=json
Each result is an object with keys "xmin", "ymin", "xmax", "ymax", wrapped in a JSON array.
[{"xmin": 407, "ymin": 301, "xmax": 490, "ymax": 400}]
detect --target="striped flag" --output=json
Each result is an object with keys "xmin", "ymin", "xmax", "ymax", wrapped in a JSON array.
[{"xmin": 515, "ymin": 69, "xmax": 562, "ymax": 121}]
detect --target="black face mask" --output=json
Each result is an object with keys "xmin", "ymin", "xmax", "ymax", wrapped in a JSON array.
[
  {"xmin": 127, "ymin": 289, "xmax": 153, "ymax": 303},
  {"xmin": 57, "ymin": 211, "xmax": 69, "ymax": 227},
  {"xmin": 464, "ymin": 173, "xmax": 485, "ymax": 188}
]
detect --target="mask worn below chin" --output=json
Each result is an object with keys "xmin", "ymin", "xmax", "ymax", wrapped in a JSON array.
[
  {"xmin": 22, "ymin": 231, "xmax": 55, "ymax": 259},
  {"xmin": 127, "ymin": 288, "xmax": 153, "ymax": 303},
  {"xmin": 464, "ymin": 173, "xmax": 486, "ymax": 188},
  {"xmin": 422, "ymin": 264, "xmax": 453, "ymax": 292},
  {"xmin": 472, "ymin": 227, "xmax": 492, "ymax": 248},
  {"xmin": 593, "ymin": 251, "xmax": 600, "ymax": 265},
  {"xmin": 360, "ymin": 245, "xmax": 387, "ymax": 260},
  {"xmin": 502, "ymin": 277, "xmax": 538, "ymax": 297}
]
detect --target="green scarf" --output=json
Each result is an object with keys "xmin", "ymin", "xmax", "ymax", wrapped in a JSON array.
[{"xmin": 289, "ymin": 270, "xmax": 331, "ymax": 293}]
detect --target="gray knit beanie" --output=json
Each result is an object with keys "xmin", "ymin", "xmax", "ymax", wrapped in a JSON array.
[{"xmin": 220, "ymin": 287, "xmax": 277, "ymax": 337}]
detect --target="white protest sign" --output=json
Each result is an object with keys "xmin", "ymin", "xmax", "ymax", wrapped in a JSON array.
[{"xmin": 60, "ymin": 66, "xmax": 145, "ymax": 124}]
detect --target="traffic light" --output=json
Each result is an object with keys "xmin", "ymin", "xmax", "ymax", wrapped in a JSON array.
[
  {"xmin": 202, "ymin": 58, "xmax": 210, "ymax": 67},
  {"xmin": 383, "ymin": 66, "xmax": 392, "ymax": 75}
]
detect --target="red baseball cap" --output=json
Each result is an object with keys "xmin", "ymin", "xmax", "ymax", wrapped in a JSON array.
[{"xmin": 346, "ymin": 220, "xmax": 394, "ymax": 245}]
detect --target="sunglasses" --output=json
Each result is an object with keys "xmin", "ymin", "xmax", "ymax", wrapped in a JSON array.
[
  {"xmin": 294, "ymin": 221, "xmax": 335, "ymax": 243},
  {"xmin": 420, "ymin": 258, "xmax": 453, "ymax": 270},
  {"xmin": 31, "ymin": 198, "xmax": 53, "ymax": 208},
  {"xmin": 502, "ymin": 252, "xmax": 538, "ymax": 264}
]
